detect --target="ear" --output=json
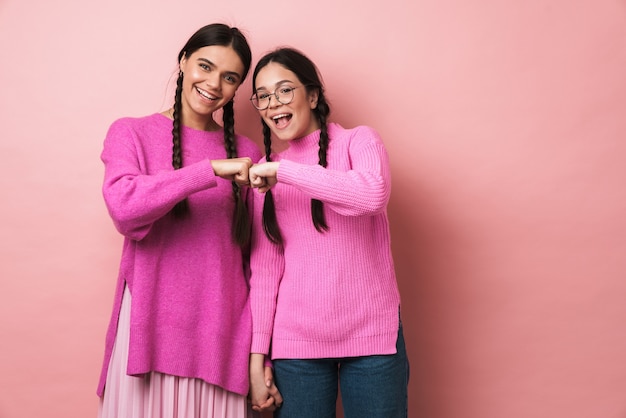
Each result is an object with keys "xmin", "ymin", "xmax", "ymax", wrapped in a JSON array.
[
  {"xmin": 179, "ymin": 52, "xmax": 187, "ymax": 73},
  {"xmin": 308, "ymin": 88, "xmax": 319, "ymax": 109}
]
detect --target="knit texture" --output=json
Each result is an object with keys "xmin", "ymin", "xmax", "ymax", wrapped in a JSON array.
[
  {"xmin": 97, "ymin": 113, "xmax": 261, "ymax": 397},
  {"xmin": 249, "ymin": 123, "xmax": 401, "ymax": 359}
]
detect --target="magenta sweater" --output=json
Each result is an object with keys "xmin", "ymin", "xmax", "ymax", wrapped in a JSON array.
[
  {"xmin": 249, "ymin": 123, "xmax": 401, "ymax": 359},
  {"xmin": 97, "ymin": 113, "xmax": 261, "ymax": 397}
]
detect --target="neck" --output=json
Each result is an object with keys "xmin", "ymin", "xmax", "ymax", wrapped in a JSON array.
[{"xmin": 163, "ymin": 108, "xmax": 221, "ymax": 132}]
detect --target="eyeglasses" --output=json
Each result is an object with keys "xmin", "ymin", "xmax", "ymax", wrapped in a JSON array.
[{"xmin": 250, "ymin": 85, "xmax": 305, "ymax": 110}]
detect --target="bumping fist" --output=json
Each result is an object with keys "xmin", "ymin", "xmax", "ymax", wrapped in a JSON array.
[
  {"xmin": 248, "ymin": 162, "xmax": 280, "ymax": 193},
  {"xmin": 211, "ymin": 158, "xmax": 253, "ymax": 185}
]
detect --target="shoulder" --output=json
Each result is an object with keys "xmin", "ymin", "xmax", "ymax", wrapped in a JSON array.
[
  {"xmin": 108, "ymin": 113, "xmax": 168, "ymax": 131},
  {"xmin": 328, "ymin": 122, "xmax": 384, "ymax": 146},
  {"xmin": 103, "ymin": 114, "xmax": 171, "ymax": 155},
  {"xmin": 106, "ymin": 113, "xmax": 169, "ymax": 137}
]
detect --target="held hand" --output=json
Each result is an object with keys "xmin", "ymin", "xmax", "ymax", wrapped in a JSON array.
[
  {"xmin": 251, "ymin": 366, "xmax": 283, "ymax": 412},
  {"xmin": 211, "ymin": 158, "xmax": 253, "ymax": 185},
  {"xmin": 249, "ymin": 162, "xmax": 280, "ymax": 193},
  {"xmin": 249, "ymin": 354, "xmax": 283, "ymax": 412},
  {"xmin": 264, "ymin": 365, "xmax": 283, "ymax": 408}
]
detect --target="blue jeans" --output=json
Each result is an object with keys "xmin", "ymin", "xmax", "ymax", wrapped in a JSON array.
[{"xmin": 273, "ymin": 324, "xmax": 409, "ymax": 418}]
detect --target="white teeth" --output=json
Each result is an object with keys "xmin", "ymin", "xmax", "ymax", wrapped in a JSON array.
[
  {"xmin": 272, "ymin": 113, "xmax": 289, "ymax": 120},
  {"xmin": 196, "ymin": 87, "xmax": 216, "ymax": 100}
]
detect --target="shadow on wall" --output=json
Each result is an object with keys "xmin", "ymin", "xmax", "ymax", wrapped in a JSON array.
[{"xmin": 388, "ymin": 173, "xmax": 470, "ymax": 418}]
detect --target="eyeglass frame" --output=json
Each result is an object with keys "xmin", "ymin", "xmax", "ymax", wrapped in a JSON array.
[{"xmin": 249, "ymin": 84, "xmax": 308, "ymax": 110}]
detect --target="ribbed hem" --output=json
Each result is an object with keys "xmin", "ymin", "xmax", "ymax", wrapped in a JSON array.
[
  {"xmin": 177, "ymin": 159, "xmax": 218, "ymax": 195},
  {"xmin": 270, "ymin": 331, "xmax": 399, "ymax": 360},
  {"xmin": 251, "ymin": 332, "xmax": 272, "ymax": 355}
]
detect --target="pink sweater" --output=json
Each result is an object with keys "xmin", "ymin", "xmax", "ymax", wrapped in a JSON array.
[
  {"xmin": 97, "ymin": 113, "xmax": 261, "ymax": 397},
  {"xmin": 250, "ymin": 123, "xmax": 401, "ymax": 359}
]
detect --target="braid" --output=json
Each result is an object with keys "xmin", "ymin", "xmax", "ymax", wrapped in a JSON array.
[
  {"xmin": 222, "ymin": 101, "xmax": 236, "ymax": 156},
  {"xmin": 223, "ymin": 101, "xmax": 250, "ymax": 247},
  {"xmin": 261, "ymin": 121, "xmax": 283, "ymax": 244},
  {"xmin": 311, "ymin": 94, "xmax": 330, "ymax": 232},
  {"xmin": 171, "ymin": 72, "xmax": 189, "ymax": 217}
]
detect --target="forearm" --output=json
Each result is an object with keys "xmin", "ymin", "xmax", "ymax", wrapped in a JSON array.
[
  {"xmin": 277, "ymin": 154, "xmax": 391, "ymax": 216},
  {"xmin": 103, "ymin": 159, "xmax": 217, "ymax": 239}
]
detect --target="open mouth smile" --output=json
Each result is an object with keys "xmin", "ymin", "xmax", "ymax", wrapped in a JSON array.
[
  {"xmin": 196, "ymin": 87, "xmax": 219, "ymax": 101},
  {"xmin": 272, "ymin": 113, "xmax": 292, "ymax": 128}
]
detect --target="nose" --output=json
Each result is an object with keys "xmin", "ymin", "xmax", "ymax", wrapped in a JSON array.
[
  {"xmin": 268, "ymin": 93, "xmax": 281, "ymax": 108},
  {"xmin": 205, "ymin": 72, "xmax": 221, "ymax": 91}
]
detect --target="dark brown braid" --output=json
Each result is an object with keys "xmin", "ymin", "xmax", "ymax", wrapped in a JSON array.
[
  {"xmin": 311, "ymin": 94, "xmax": 330, "ymax": 232},
  {"xmin": 261, "ymin": 122, "xmax": 283, "ymax": 244},
  {"xmin": 171, "ymin": 71, "xmax": 189, "ymax": 217},
  {"xmin": 222, "ymin": 100, "xmax": 251, "ymax": 246}
]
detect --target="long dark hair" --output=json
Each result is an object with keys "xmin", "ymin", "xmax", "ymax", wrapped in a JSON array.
[
  {"xmin": 252, "ymin": 47, "xmax": 331, "ymax": 245},
  {"xmin": 170, "ymin": 23, "xmax": 252, "ymax": 247}
]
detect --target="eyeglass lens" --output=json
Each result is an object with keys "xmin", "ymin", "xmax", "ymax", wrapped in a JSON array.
[{"xmin": 251, "ymin": 86, "xmax": 296, "ymax": 109}]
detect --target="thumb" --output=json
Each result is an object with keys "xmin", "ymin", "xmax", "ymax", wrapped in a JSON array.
[{"xmin": 264, "ymin": 367, "xmax": 273, "ymax": 387}]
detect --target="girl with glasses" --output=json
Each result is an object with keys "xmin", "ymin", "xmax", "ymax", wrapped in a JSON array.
[
  {"xmin": 247, "ymin": 47, "xmax": 409, "ymax": 418},
  {"xmin": 96, "ymin": 23, "xmax": 280, "ymax": 418}
]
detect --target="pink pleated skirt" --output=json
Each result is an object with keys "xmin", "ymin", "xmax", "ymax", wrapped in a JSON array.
[{"xmin": 98, "ymin": 285, "xmax": 256, "ymax": 418}]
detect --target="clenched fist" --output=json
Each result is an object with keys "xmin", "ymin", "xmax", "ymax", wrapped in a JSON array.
[
  {"xmin": 211, "ymin": 157, "xmax": 253, "ymax": 185},
  {"xmin": 249, "ymin": 162, "xmax": 280, "ymax": 193}
]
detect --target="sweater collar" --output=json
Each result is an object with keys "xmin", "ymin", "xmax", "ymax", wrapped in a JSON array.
[
  {"xmin": 289, "ymin": 127, "xmax": 323, "ymax": 152},
  {"xmin": 154, "ymin": 113, "xmax": 223, "ymax": 140}
]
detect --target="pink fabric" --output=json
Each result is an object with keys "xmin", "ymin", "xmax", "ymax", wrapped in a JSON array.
[
  {"xmin": 249, "ymin": 123, "xmax": 401, "ymax": 359},
  {"xmin": 99, "ymin": 286, "xmax": 256, "ymax": 418},
  {"xmin": 98, "ymin": 114, "xmax": 262, "ymax": 397}
]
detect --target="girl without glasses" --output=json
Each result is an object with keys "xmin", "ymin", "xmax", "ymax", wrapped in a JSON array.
[
  {"xmin": 96, "ymin": 23, "xmax": 280, "ymax": 418},
  {"xmin": 247, "ymin": 47, "xmax": 409, "ymax": 418}
]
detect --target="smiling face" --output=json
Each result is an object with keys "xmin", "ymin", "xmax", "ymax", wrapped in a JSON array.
[
  {"xmin": 253, "ymin": 62, "xmax": 320, "ymax": 142},
  {"xmin": 179, "ymin": 45, "xmax": 245, "ymax": 130}
]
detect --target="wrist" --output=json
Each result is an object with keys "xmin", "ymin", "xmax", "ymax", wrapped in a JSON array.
[{"xmin": 250, "ymin": 353, "xmax": 266, "ymax": 368}]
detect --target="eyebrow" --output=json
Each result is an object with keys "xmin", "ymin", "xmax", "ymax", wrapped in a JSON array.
[
  {"xmin": 197, "ymin": 57, "xmax": 242, "ymax": 79},
  {"xmin": 256, "ymin": 79, "xmax": 296, "ymax": 91}
]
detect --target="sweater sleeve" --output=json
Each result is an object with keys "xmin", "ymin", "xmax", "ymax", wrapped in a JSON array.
[
  {"xmin": 248, "ymin": 190, "xmax": 285, "ymax": 354},
  {"xmin": 101, "ymin": 119, "xmax": 217, "ymax": 241},
  {"xmin": 276, "ymin": 127, "xmax": 391, "ymax": 216}
]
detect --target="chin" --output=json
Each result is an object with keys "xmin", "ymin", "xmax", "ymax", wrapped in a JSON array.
[{"xmin": 269, "ymin": 131, "xmax": 290, "ymax": 142}]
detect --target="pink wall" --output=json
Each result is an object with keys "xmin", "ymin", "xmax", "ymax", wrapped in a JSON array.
[{"xmin": 1, "ymin": 0, "xmax": 625, "ymax": 417}]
